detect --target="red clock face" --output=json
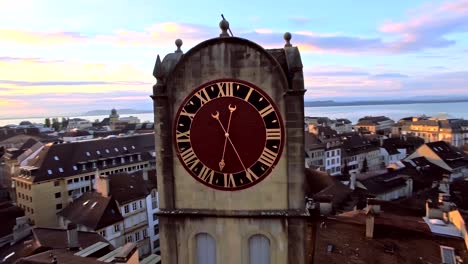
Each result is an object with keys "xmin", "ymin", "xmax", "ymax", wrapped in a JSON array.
[{"xmin": 174, "ymin": 80, "xmax": 284, "ymax": 191}]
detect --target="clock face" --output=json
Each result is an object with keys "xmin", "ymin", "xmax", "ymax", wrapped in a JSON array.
[{"xmin": 174, "ymin": 79, "xmax": 284, "ymax": 191}]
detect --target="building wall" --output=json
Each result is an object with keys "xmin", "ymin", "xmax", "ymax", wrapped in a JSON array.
[
  {"xmin": 376, "ymin": 179, "xmax": 413, "ymax": 201},
  {"xmin": 146, "ymin": 190, "xmax": 160, "ymax": 254},
  {"xmin": 325, "ymin": 148, "xmax": 341, "ymax": 176},
  {"xmin": 121, "ymin": 198, "xmax": 151, "ymax": 257},
  {"xmin": 13, "ymin": 161, "xmax": 152, "ymax": 227},
  {"xmin": 160, "ymin": 217, "xmax": 287, "ymax": 264}
]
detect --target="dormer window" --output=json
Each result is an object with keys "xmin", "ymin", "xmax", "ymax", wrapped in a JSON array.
[
  {"xmin": 82, "ymin": 164, "xmax": 86, "ymax": 170},
  {"xmin": 47, "ymin": 169, "xmax": 53, "ymax": 175},
  {"xmin": 138, "ymin": 154, "xmax": 142, "ymax": 161},
  {"xmin": 86, "ymin": 152, "xmax": 91, "ymax": 157},
  {"xmin": 105, "ymin": 149, "xmax": 110, "ymax": 153},
  {"xmin": 129, "ymin": 156, "xmax": 133, "ymax": 162},
  {"xmin": 121, "ymin": 157, "xmax": 125, "ymax": 164},
  {"xmin": 131, "ymin": 146, "xmax": 135, "ymax": 149},
  {"xmin": 123, "ymin": 147, "xmax": 128, "ymax": 151},
  {"xmin": 73, "ymin": 166, "xmax": 78, "ymax": 171},
  {"xmin": 103, "ymin": 160, "xmax": 107, "ymax": 167},
  {"xmin": 59, "ymin": 168, "xmax": 64, "ymax": 173},
  {"xmin": 96, "ymin": 150, "xmax": 101, "ymax": 155},
  {"xmin": 112, "ymin": 159, "xmax": 116, "ymax": 165},
  {"xmin": 114, "ymin": 148, "xmax": 119, "ymax": 152},
  {"xmin": 54, "ymin": 156, "xmax": 59, "ymax": 161},
  {"xmin": 92, "ymin": 162, "xmax": 97, "ymax": 169}
]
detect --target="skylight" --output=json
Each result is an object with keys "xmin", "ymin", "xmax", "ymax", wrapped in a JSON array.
[
  {"xmin": 47, "ymin": 169, "xmax": 52, "ymax": 175},
  {"xmin": 58, "ymin": 168, "xmax": 64, "ymax": 173},
  {"xmin": 83, "ymin": 200, "xmax": 90, "ymax": 206},
  {"xmin": 96, "ymin": 150, "xmax": 101, "ymax": 155},
  {"xmin": 73, "ymin": 166, "xmax": 78, "ymax": 171},
  {"xmin": 123, "ymin": 147, "xmax": 128, "ymax": 151},
  {"xmin": 86, "ymin": 152, "xmax": 91, "ymax": 156},
  {"xmin": 54, "ymin": 156, "xmax": 59, "ymax": 161},
  {"xmin": 131, "ymin": 146, "xmax": 135, "ymax": 149},
  {"xmin": 91, "ymin": 202, "xmax": 98, "ymax": 208},
  {"xmin": 105, "ymin": 149, "xmax": 110, "ymax": 153},
  {"xmin": 114, "ymin": 148, "xmax": 119, "ymax": 152}
]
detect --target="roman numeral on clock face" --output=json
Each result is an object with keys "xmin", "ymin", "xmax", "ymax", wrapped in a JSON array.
[
  {"xmin": 198, "ymin": 165, "xmax": 214, "ymax": 184},
  {"xmin": 259, "ymin": 104, "xmax": 274, "ymax": 117},
  {"xmin": 224, "ymin": 173, "xmax": 236, "ymax": 188},
  {"xmin": 258, "ymin": 147, "xmax": 278, "ymax": 167},
  {"xmin": 217, "ymin": 82, "xmax": 234, "ymax": 97},
  {"xmin": 176, "ymin": 130, "xmax": 190, "ymax": 143},
  {"xmin": 266, "ymin": 128, "xmax": 281, "ymax": 140}
]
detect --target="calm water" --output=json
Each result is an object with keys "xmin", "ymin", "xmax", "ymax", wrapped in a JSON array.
[{"xmin": 1, "ymin": 102, "xmax": 468, "ymax": 126}]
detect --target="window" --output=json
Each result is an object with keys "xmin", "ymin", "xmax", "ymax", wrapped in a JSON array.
[
  {"xmin": 96, "ymin": 150, "xmax": 101, "ymax": 155},
  {"xmin": 114, "ymin": 224, "xmax": 120, "ymax": 232},
  {"xmin": 326, "ymin": 152, "xmax": 330, "ymax": 158},
  {"xmin": 124, "ymin": 205, "xmax": 130, "ymax": 214},
  {"xmin": 58, "ymin": 168, "xmax": 64, "ymax": 173},
  {"xmin": 196, "ymin": 233, "xmax": 216, "ymax": 264},
  {"xmin": 139, "ymin": 200, "xmax": 143, "ymax": 208},
  {"xmin": 47, "ymin": 170, "xmax": 53, "ymax": 175},
  {"xmin": 249, "ymin": 235, "xmax": 270, "ymax": 264},
  {"xmin": 54, "ymin": 180, "xmax": 60, "ymax": 186},
  {"xmin": 86, "ymin": 152, "xmax": 90, "ymax": 156},
  {"xmin": 56, "ymin": 203, "xmax": 62, "ymax": 210},
  {"xmin": 154, "ymin": 225, "xmax": 159, "ymax": 236},
  {"xmin": 73, "ymin": 166, "xmax": 78, "ymax": 171},
  {"xmin": 82, "ymin": 164, "xmax": 86, "ymax": 170},
  {"xmin": 440, "ymin": 246, "xmax": 456, "ymax": 264},
  {"xmin": 135, "ymin": 232, "xmax": 140, "ymax": 241},
  {"xmin": 99, "ymin": 230, "xmax": 107, "ymax": 237},
  {"xmin": 54, "ymin": 156, "xmax": 59, "ymax": 161},
  {"xmin": 92, "ymin": 162, "xmax": 97, "ymax": 169},
  {"xmin": 105, "ymin": 149, "xmax": 110, "ymax": 153},
  {"xmin": 55, "ymin": 192, "xmax": 61, "ymax": 198},
  {"xmin": 143, "ymin": 229, "xmax": 147, "ymax": 238},
  {"xmin": 85, "ymin": 176, "xmax": 89, "ymax": 181},
  {"xmin": 126, "ymin": 235, "xmax": 133, "ymax": 243},
  {"xmin": 114, "ymin": 147, "xmax": 119, "ymax": 152},
  {"xmin": 132, "ymin": 202, "xmax": 137, "ymax": 210},
  {"xmin": 68, "ymin": 190, "xmax": 73, "ymax": 196}
]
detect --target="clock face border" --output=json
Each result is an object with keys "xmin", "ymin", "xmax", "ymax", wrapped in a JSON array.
[{"xmin": 173, "ymin": 79, "xmax": 285, "ymax": 191}]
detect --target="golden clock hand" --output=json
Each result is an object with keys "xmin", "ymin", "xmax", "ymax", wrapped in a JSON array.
[
  {"xmin": 219, "ymin": 104, "xmax": 236, "ymax": 171},
  {"xmin": 212, "ymin": 110, "xmax": 247, "ymax": 172}
]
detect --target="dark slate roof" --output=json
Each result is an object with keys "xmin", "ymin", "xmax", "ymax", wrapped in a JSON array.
[
  {"xmin": 57, "ymin": 192, "xmax": 123, "ymax": 230},
  {"xmin": 304, "ymin": 168, "xmax": 335, "ymax": 195},
  {"xmin": 62, "ymin": 130, "xmax": 91, "ymax": 137},
  {"xmin": 16, "ymin": 249, "xmax": 107, "ymax": 264},
  {"xmin": 426, "ymin": 141, "xmax": 468, "ymax": 169},
  {"xmin": 304, "ymin": 133, "xmax": 324, "ymax": 151},
  {"xmin": 33, "ymin": 227, "xmax": 111, "ymax": 250},
  {"xmin": 359, "ymin": 170, "xmax": 411, "ymax": 195},
  {"xmin": 450, "ymin": 179, "xmax": 468, "ymax": 210},
  {"xmin": 19, "ymin": 138, "xmax": 39, "ymax": 150},
  {"xmin": 23, "ymin": 133, "xmax": 154, "ymax": 183},
  {"xmin": 341, "ymin": 134, "xmax": 379, "ymax": 156},
  {"xmin": 109, "ymin": 172, "xmax": 150, "ymax": 204},
  {"xmin": 384, "ymin": 146, "xmax": 400, "ymax": 155},
  {"xmin": 0, "ymin": 202, "xmax": 24, "ymax": 237}
]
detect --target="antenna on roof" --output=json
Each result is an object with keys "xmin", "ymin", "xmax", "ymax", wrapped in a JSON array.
[{"xmin": 221, "ymin": 14, "xmax": 233, "ymax": 37}]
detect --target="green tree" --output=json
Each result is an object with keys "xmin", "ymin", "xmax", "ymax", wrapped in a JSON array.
[
  {"xmin": 61, "ymin": 117, "xmax": 69, "ymax": 129},
  {"xmin": 44, "ymin": 118, "xmax": 51, "ymax": 128},
  {"xmin": 52, "ymin": 118, "xmax": 60, "ymax": 131}
]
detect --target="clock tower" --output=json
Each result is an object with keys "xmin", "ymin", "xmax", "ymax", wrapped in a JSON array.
[{"xmin": 152, "ymin": 20, "xmax": 309, "ymax": 264}]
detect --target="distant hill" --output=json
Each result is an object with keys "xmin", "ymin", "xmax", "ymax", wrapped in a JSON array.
[
  {"xmin": 305, "ymin": 98, "xmax": 468, "ymax": 107},
  {"xmin": 82, "ymin": 109, "xmax": 153, "ymax": 116}
]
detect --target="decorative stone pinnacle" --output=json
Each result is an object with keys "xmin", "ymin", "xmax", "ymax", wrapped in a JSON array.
[
  {"xmin": 175, "ymin": 39, "xmax": 183, "ymax": 53},
  {"xmin": 219, "ymin": 19, "xmax": 230, "ymax": 37},
  {"xmin": 284, "ymin": 32, "xmax": 292, "ymax": 47}
]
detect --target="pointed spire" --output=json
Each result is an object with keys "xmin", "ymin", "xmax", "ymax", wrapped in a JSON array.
[{"xmin": 153, "ymin": 55, "xmax": 163, "ymax": 79}]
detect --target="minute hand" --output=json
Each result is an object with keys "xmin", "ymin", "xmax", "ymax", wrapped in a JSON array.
[{"xmin": 212, "ymin": 113, "xmax": 247, "ymax": 172}]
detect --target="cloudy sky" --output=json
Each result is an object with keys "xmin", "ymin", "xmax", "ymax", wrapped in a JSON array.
[{"xmin": 1, "ymin": 0, "xmax": 468, "ymax": 118}]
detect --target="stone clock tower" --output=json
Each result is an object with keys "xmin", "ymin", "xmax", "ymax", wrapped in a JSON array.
[{"xmin": 152, "ymin": 20, "xmax": 308, "ymax": 264}]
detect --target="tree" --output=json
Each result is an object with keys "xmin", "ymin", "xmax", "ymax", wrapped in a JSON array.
[
  {"xmin": 61, "ymin": 117, "xmax": 69, "ymax": 129},
  {"xmin": 361, "ymin": 158, "xmax": 369, "ymax": 173},
  {"xmin": 342, "ymin": 162, "xmax": 350, "ymax": 176},
  {"xmin": 44, "ymin": 118, "xmax": 51, "ymax": 128},
  {"xmin": 52, "ymin": 118, "xmax": 60, "ymax": 131}
]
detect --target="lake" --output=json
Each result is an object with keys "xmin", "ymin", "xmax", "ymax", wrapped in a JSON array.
[{"xmin": 1, "ymin": 102, "xmax": 468, "ymax": 126}]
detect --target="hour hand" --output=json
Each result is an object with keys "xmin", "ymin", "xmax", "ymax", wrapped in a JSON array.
[{"xmin": 219, "ymin": 160, "xmax": 225, "ymax": 171}]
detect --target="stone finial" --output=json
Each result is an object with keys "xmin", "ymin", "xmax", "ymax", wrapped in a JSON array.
[
  {"xmin": 219, "ymin": 19, "xmax": 230, "ymax": 37},
  {"xmin": 153, "ymin": 55, "xmax": 163, "ymax": 79},
  {"xmin": 284, "ymin": 32, "xmax": 292, "ymax": 47},
  {"xmin": 175, "ymin": 39, "xmax": 183, "ymax": 53}
]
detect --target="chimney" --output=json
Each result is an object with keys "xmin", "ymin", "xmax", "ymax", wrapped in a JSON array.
[
  {"xmin": 315, "ymin": 195, "xmax": 333, "ymax": 216},
  {"xmin": 367, "ymin": 198, "xmax": 381, "ymax": 214},
  {"xmin": 379, "ymin": 137, "xmax": 384, "ymax": 147},
  {"xmin": 425, "ymin": 199, "xmax": 443, "ymax": 219},
  {"xmin": 365, "ymin": 198, "xmax": 381, "ymax": 239},
  {"xmin": 66, "ymin": 223, "xmax": 79, "ymax": 250},
  {"xmin": 349, "ymin": 172, "xmax": 356, "ymax": 190},
  {"xmin": 114, "ymin": 243, "xmax": 139, "ymax": 264},
  {"xmin": 142, "ymin": 170, "xmax": 148, "ymax": 181},
  {"xmin": 95, "ymin": 174, "xmax": 110, "ymax": 197}
]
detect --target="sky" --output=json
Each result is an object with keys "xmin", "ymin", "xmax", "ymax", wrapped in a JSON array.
[{"xmin": 1, "ymin": 0, "xmax": 468, "ymax": 118}]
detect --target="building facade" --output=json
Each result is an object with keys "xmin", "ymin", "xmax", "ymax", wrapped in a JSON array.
[
  {"xmin": 12, "ymin": 133, "xmax": 155, "ymax": 227},
  {"xmin": 153, "ymin": 24, "xmax": 309, "ymax": 263}
]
